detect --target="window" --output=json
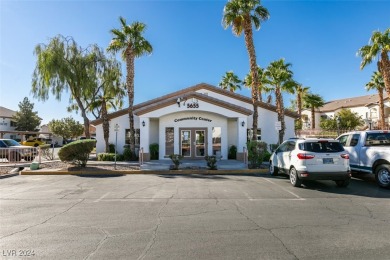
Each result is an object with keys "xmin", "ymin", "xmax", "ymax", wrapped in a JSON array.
[
  {"xmin": 125, "ymin": 129, "xmax": 140, "ymax": 148},
  {"xmin": 247, "ymin": 129, "xmax": 261, "ymax": 142},
  {"xmin": 10, "ymin": 121, "xmax": 17, "ymax": 127},
  {"xmin": 365, "ymin": 132, "xmax": 390, "ymax": 146},
  {"xmin": 165, "ymin": 127, "xmax": 174, "ymax": 155},
  {"xmin": 337, "ymin": 135, "xmax": 349, "ymax": 146},
  {"xmin": 300, "ymin": 141, "xmax": 344, "ymax": 152},
  {"xmin": 212, "ymin": 127, "xmax": 221, "ymax": 156},
  {"xmin": 349, "ymin": 134, "xmax": 360, "ymax": 147}
]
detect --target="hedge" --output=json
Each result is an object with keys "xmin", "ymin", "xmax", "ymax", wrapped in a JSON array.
[{"xmin": 58, "ymin": 139, "xmax": 96, "ymax": 167}]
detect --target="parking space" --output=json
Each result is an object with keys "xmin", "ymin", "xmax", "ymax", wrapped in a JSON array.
[{"xmin": 0, "ymin": 174, "xmax": 389, "ymax": 259}]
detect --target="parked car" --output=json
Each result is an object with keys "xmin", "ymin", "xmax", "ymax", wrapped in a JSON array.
[
  {"xmin": 0, "ymin": 139, "xmax": 36, "ymax": 162},
  {"xmin": 336, "ymin": 130, "xmax": 390, "ymax": 188},
  {"xmin": 21, "ymin": 138, "xmax": 45, "ymax": 147},
  {"xmin": 269, "ymin": 138, "xmax": 351, "ymax": 187}
]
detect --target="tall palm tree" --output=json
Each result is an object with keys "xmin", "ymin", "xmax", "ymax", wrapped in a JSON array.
[
  {"xmin": 358, "ymin": 28, "xmax": 390, "ymax": 97},
  {"xmin": 219, "ymin": 71, "xmax": 242, "ymax": 92},
  {"xmin": 107, "ymin": 16, "xmax": 153, "ymax": 158},
  {"xmin": 223, "ymin": 0, "xmax": 269, "ymax": 140},
  {"xmin": 265, "ymin": 59, "xmax": 296, "ymax": 144},
  {"xmin": 244, "ymin": 66, "xmax": 270, "ymax": 101},
  {"xmin": 366, "ymin": 71, "xmax": 386, "ymax": 129},
  {"xmin": 303, "ymin": 93, "xmax": 325, "ymax": 129},
  {"xmin": 294, "ymin": 84, "xmax": 310, "ymax": 118}
]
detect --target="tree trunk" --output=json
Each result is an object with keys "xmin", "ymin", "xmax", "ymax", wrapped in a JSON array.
[
  {"xmin": 297, "ymin": 93, "xmax": 302, "ymax": 118},
  {"xmin": 243, "ymin": 15, "xmax": 259, "ymax": 141},
  {"xmin": 101, "ymin": 99, "xmax": 110, "ymax": 153},
  {"xmin": 275, "ymin": 87, "xmax": 284, "ymax": 144},
  {"xmin": 378, "ymin": 88, "xmax": 386, "ymax": 129},
  {"xmin": 126, "ymin": 47, "xmax": 136, "ymax": 159},
  {"xmin": 73, "ymin": 95, "xmax": 90, "ymax": 138},
  {"xmin": 380, "ymin": 52, "xmax": 390, "ymax": 98},
  {"xmin": 311, "ymin": 107, "xmax": 315, "ymax": 129}
]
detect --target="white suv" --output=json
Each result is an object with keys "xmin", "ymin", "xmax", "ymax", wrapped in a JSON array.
[{"xmin": 269, "ymin": 138, "xmax": 351, "ymax": 187}]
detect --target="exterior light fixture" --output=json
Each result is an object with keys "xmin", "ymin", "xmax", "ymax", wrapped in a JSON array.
[
  {"xmin": 241, "ymin": 121, "xmax": 245, "ymax": 127},
  {"xmin": 177, "ymin": 98, "xmax": 181, "ymax": 107},
  {"xmin": 142, "ymin": 121, "xmax": 145, "ymax": 127}
]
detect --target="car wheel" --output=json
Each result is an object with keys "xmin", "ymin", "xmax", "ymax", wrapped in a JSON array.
[
  {"xmin": 269, "ymin": 161, "xmax": 279, "ymax": 176},
  {"xmin": 289, "ymin": 167, "xmax": 302, "ymax": 187},
  {"xmin": 335, "ymin": 178, "xmax": 350, "ymax": 187},
  {"xmin": 375, "ymin": 164, "xmax": 390, "ymax": 189}
]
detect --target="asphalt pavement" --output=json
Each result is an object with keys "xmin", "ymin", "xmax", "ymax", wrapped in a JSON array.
[{"xmin": 0, "ymin": 173, "xmax": 389, "ymax": 260}]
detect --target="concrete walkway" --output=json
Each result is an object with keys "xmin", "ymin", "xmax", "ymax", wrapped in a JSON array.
[{"xmin": 140, "ymin": 159, "xmax": 249, "ymax": 171}]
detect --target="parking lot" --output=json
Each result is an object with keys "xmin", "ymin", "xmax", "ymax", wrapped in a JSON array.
[{"xmin": 0, "ymin": 173, "xmax": 389, "ymax": 259}]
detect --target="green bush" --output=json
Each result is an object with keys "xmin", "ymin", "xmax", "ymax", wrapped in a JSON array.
[
  {"xmin": 109, "ymin": 143, "xmax": 115, "ymax": 153},
  {"xmin": 58, "ymin": 140, "xmax": 96, "ymax": 167},
  {"xmin": 122, "ymin": 148, "xmax": 132, "ymax": 161},
  {"xmin": 262, "ymin": 151, "xmax": 271, "ymax": 162},
  {"xmin": 169, "ymin": 154, "xmax": 183, "ymax": 170},
  {"xmin": 228, "ymin": 145, "xmax": 237, "ymax": 159},
  {"xmin": 97, "ymin": 153, "xmax": 124, "ymax": 161},
  {"xmin": 247, "ymin": 141, "xmax": 268, "ymax": 169},
  {"xmin": 150, "ymin": 143, "xmax": 159, "ymax": 160},
  {"xmin": 205, "ymin": 155, "xmax": 218, "ymax": 170}
]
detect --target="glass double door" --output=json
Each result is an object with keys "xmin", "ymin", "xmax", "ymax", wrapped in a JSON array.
[{"xmin": 180, "ymin": 128, "xmax": 207, "ymax": 159}]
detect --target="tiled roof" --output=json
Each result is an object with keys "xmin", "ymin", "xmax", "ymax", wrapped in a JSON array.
[
  {"xmin": 91, "ymin": 83, "xmax": 298, "ymax": 125},
  {"xmin": 0, "ymin": 106, "xmax": 16, "ymax": 118},
  {"xmin": 319, "ymin": 93, "xmax": 389, "ymax": 112}
]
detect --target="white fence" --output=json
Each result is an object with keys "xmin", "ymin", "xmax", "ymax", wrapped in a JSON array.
[{"xmin": 0, "ymin": 147, "xmax": 38, "ymax": 164}]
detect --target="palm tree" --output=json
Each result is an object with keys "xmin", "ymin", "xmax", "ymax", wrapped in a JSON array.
[
  {"xmin": 358, "ymin": 28, "xmax": 390, "ymax": 97},
  {"xmin": 294, "ymin": 84, "xmax": 310, "ymax": 118},
  {"xmin": 219, "ymin": 71, "xmax": 242, "ymax": 92},
  {"xmin": 303, "ymin": 93, "xmax": 325, "ymax": 129},
  {"xmin": 223, "ymin": 0, "xmax": 269, "ymax": 140},
  {"xmin": 89, "ymin": 58, "xmax": 126, "ymax": 152},
  {"xmin": 107, "ymin": 16, "xmax": 153, "ymax": 158},
  {"xmin": 244, "ymin": 66, "xmax": 270, "ymax": 101},
  {"xmin": 366, "ymin": 71, "xmax": 386, "ymax": 129},
  {"xmin": 265, "ymin": 59, "xmax": 296, "ymax": 144}
]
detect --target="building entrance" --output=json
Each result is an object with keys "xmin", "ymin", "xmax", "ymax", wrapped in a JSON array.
[{"xmin": 180, "ymin": 128, "xmax": 207, "ymax": 159}]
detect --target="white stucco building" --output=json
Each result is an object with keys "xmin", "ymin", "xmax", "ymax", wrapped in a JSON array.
[
  {"xmin": 0, "ymin": 106, "xmax": 19, "ymax": 139},
  {"xmin": 91, "ymin": 83, "xmax": 297, "ymax": 161},
  {"xmin": 301, "ymin": 93, "xmax": 390, "ymax": 130}
]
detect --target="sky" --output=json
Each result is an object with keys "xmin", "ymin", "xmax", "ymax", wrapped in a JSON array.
[{"xmin": 1, "ymin": 0, "xmax": 390, "ymax": 125}]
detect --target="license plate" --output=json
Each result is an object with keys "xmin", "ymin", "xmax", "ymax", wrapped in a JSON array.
[{"xmin": 323, "ymin": 158, "xmax": 333, "ymax": 164}]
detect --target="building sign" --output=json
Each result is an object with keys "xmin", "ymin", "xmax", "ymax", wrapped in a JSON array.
[{"xmin": 174, "ymin": 116, "xmax": 212, "ymax": 123}]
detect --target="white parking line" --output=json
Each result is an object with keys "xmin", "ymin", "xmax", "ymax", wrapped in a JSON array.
[
  {"xmin": 94, "ymin": 192, "xmax": 110, "ymax": 202},
  {"xmin": 263, "ymin": 178, "xmax": 305, "ymax": 200}
]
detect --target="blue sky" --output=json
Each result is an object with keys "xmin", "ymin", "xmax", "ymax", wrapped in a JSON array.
[{"xmin": 1, "ymin": 0, "xmax": 389, "ymax": 125}]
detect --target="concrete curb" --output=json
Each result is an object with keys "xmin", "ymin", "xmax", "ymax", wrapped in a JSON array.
[
  {"xmin": 20, "ymin": 168, "xmax": 269, "ymax": 176},
  {"xmin": 0, "ymin": 168, "xmax": 21, "ymax": 179}
]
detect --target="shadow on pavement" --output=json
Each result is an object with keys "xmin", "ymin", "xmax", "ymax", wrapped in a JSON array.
[
  {"xmin": 75, "ymin": 174, "xmax": 124, "ymax": 178},
  {"xmin": 264, "ymin": 174, "xmax": 390, "ymax": 199}
]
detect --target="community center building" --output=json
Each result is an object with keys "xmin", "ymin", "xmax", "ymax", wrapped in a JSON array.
[{"xmin": 92, "ymin": 83, "xmax": 297, "ymax": 161}]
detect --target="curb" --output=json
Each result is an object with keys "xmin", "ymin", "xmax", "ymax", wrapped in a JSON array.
[
  {"xmin": 0, "ymin": 168, "xmax": 21, "ymax": 179},
  {"xmin": 20, "ymin": 168, "xmax": 269, "ymax": 176}
]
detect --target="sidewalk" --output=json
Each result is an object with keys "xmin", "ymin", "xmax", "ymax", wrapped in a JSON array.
[
  {"xmin": 18, "ymin": 159, "xmax": 269, "ymax": 175},
  {"xmin": 139, "ymin": 159, "xmax": 249, "ymax": 171}
]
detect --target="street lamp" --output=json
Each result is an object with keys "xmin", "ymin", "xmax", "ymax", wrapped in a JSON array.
[{"xmin": 114, "ymin": 123, "xmax": 120, "ymax": 170}]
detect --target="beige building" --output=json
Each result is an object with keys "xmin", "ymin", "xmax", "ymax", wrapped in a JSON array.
[{"xmin": 301, "ymin": 93, "xmax": 390, "ymax": 130}]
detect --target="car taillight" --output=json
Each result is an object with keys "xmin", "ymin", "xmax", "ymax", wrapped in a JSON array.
[
  {"xmin": 297, "ymin": 153, "xmax": 315, "ymax": 159},
  {"xmin": 340, "ymin": 154, "xmax": 349, "ymax": 159}
]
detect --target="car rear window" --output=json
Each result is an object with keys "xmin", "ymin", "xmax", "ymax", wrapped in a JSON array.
[
  {"xmin": 299, "ymin": 141, "xmax": 344, "ymax": 153},
  {"xmin": 365, "ymin": 132, "xmax": 390, "ymax": 146}
]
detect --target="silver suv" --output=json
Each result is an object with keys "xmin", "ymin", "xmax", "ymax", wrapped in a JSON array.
[{"xmin": 269, "ymin": 138, "xmax": 351, "ymax": 187}]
